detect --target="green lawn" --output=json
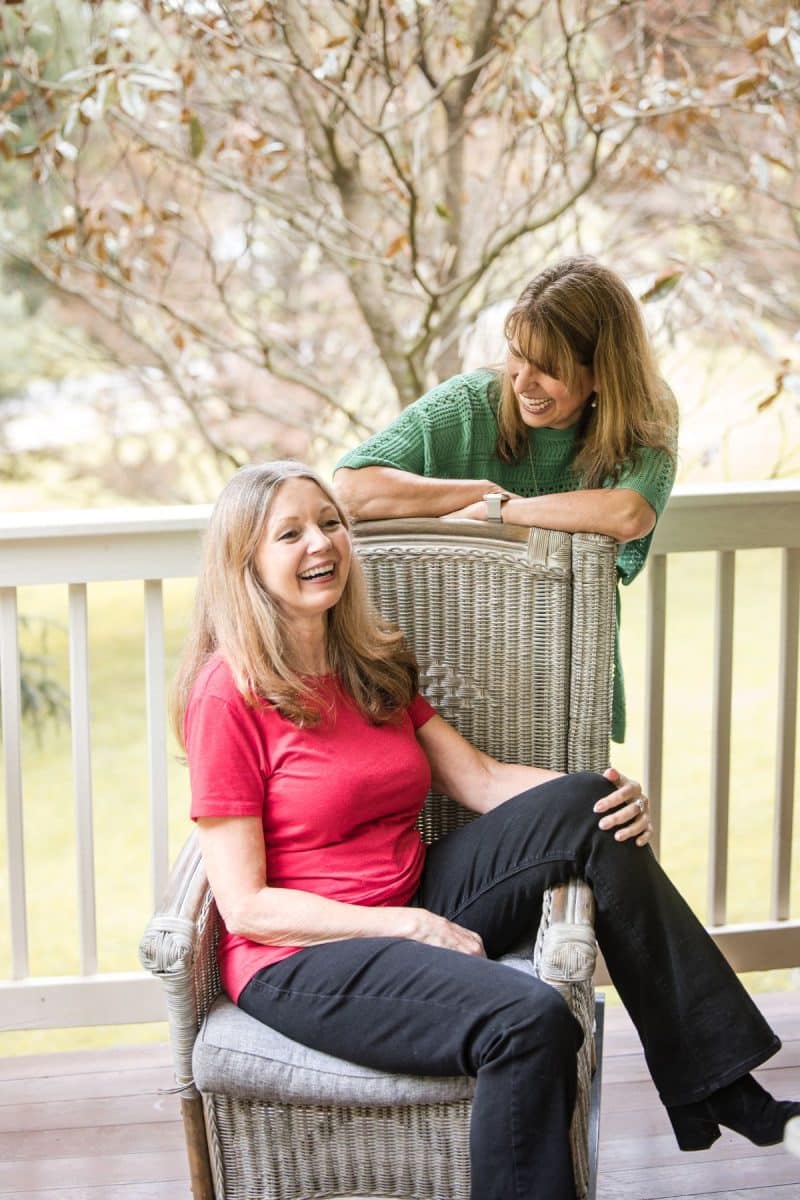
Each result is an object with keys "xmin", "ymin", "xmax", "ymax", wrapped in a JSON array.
[{"xmin": 0, "ymin": 551, "xmax": 797, "ymax": 1056}]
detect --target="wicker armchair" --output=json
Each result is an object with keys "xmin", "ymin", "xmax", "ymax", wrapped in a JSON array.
[{"xmin": 140, "ymin": 520, "xmax": 617, "ymax": 1200}]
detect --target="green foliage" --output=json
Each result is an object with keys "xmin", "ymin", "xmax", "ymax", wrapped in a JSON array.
[
  {"xmin": 3, "ymin": 616, "xmax": 70, "ymax": 736},
  {"xmin": 0, "ymin": 280, "xmax": 106, "ymax": 399}
]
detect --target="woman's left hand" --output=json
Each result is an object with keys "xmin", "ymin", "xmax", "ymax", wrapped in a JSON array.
[{"xmin": 594, "ymin": 766, "xmax": 653, "ymax": 847}]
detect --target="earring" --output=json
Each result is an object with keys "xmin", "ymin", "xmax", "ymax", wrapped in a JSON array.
[{"xmin": 590, "ymin": 393, "xmax": 598, "ymax": 409}]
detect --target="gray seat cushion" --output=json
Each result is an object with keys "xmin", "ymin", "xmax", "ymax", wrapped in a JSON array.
[{"xmin": 193, "ymin": 994, "xmax": 475, "ymax": 1106}]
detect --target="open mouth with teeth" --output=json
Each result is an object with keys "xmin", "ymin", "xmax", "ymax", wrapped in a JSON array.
[
  {"xmin": 298, "ymin": 564, "xmax": 337, "ymax": 582},
  {"xmin": 520, "ymin": 395, "xmax": 553, "ymax": 412}
]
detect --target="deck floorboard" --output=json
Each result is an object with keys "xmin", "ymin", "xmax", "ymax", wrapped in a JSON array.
[{"xmin": 0, "ymin": 993, "xmax": 797, "ymax": 1199}]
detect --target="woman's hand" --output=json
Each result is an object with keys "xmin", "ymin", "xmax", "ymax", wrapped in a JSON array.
[
  {"xmin": 397, "ymin": 906, "xmax": 486, "ymax": 957},
  {"xmin": 594, "ymin": 766, "xmax": 653, "ymax": 847}
]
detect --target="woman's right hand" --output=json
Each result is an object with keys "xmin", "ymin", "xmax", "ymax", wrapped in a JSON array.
[{"xmin": 395, "ymin": 907, "xmax": 486, "ymax": 956}]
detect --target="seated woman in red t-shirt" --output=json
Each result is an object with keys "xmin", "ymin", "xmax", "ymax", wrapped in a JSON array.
[{"xmin": 173, "ymin": 459, "xmax": 798, "ymax": 1200}]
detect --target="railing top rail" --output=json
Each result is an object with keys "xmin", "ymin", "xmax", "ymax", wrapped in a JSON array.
[
  {"xmin": 0, "ymin": 506, "xmax": 211, "ymax": 586},
  {"xmin": 0, "ymin": 504, "xmax": 212, "ymax": 541},
  {"xmin": 666, "ymin": 479, "xmax": 800, "ymax": 506},
  {"xmin": 653, "ymin": 480, "xmax": 800, "ymax": 553}
]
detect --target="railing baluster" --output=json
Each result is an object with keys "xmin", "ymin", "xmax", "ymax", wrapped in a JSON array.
[
  {"xmin": 144, "ymin": 579, "xmax": 169, "ymax": 907},
  {"xmin": 644, "ymin": 554, "xmax": 667, "ymax": 857},
  {"xmin": 68, "ymin": 583, "xmax": 98, "ymax": 975},
  {"xmin": 772, "ymin": 547, "xmax": 799, "ymax": 920},
  {"xmin": 709, "ymin": 551, "xmax": 735, "ymax": 926},
  {"xmin": 0, "ymin": 587, "xmax": 29, "ymax": 978}
]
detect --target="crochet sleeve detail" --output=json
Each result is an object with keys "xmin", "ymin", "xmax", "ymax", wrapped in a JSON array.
[
  {"xmin": 616, "ymin": 444, "xmax": 676, "ymax": 515},
  {"xmin": 334, "ymin": 372, "xmax": 492, "ymax": 476},
  {"xmin": 334, "ymin": 398, "xmax": 427, "ymax": 474},
  {"xmin": 613, "ymin": 443, "xmax": 677, "ymax": 585}
]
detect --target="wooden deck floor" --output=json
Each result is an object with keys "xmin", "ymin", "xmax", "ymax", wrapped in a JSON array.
[
  {"xmin": 0, "ymin": 992, "xmax": 798, "ymax": 1199},
  {"xmin": 597, "ymin": 992, "xmax": 800, "ymax": 1200}
]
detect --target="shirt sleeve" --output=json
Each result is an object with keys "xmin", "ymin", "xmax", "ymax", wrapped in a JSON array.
[
  {"xmin": 408, "ymin": 692, "xmax": 437, "ymax": 730},
  {"xmin": 185, "ymin": 689, "xmax": 269, "ymax": 820},
  {"xmin": 609, "ymin": 390, "xmax": 678, "ymax": 586},
  {"xmin": 612, "ymin": 443, "xmax": 677, "ymax": 521},
  {"xmin": 334, "ymin": 372, "xmax": 496, "ymax": 477},
  {"xmin": 611, "ymin": 443, "xmax": 677, "ymax": 586},
  {"xmin": 335, "ymin": 401, "xmax": 427, "ymax": 474}
]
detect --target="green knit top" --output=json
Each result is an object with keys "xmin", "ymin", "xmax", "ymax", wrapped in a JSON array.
[{"xmin": 336, "ymin": 370, "xmax": 677, "ymax": 741}]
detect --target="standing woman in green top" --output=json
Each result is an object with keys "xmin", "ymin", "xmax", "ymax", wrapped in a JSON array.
[{"xmin": 334, "ymin": 256, "xmax": 678, "ymax": 742}]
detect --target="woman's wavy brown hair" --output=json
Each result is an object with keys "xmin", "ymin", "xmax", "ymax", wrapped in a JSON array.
[
  {"xmin": 497, "ymin": 256, "xmax": 676, "ymax": 486},
  {"xmin": 171, "ymin": 461, "xmax": 417, "ymax": 745}
]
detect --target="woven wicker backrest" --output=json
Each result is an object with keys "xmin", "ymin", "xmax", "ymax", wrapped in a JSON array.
[
  {"xmin": 353, "ymin": 520, "xmax": 616, "ymax": 845},
  {"xmin": 567, "ymin": 532, "xmax": 617, "ymax": 773}
]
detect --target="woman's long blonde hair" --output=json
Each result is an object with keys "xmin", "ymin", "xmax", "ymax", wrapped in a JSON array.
[
  {"xmin": 497, "ymin": 257, "xmax": 676, "ymax": 486},
  {"xmin": 171, "ymin": 461, "xmax": 417, "ymax": 746}
]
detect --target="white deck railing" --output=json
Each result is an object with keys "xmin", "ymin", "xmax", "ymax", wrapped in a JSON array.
[
  {"xmin": 0, "ymin": 483, "xmax": 798, "ymax": 1030},
  {"xmin": 0, "ymin": 507, "xmax": 207, "ymax": 1030},
  {"xmin": 642, "ymin": 482, "xmax": 800, "ymax": 974}
]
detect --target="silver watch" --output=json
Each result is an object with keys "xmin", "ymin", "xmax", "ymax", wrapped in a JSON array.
[{"xmin": 483, "ymin": 491, "xmax": 510, "ymax": 523}]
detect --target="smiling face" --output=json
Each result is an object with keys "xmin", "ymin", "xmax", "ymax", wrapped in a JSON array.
[
  {"xmin": 506, "ymin": 346, "xmax": 595, "ymax": 431},
  {"xmin": 254, "ymin": 477, "xmax": 352, "ymax": 626}
]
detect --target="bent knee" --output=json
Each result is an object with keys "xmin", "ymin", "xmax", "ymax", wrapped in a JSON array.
[
  {"xmin": 509, "ymin": 981, "xmax": 584, "ymax": 1054},
  {"xmin": 567, "ymin": 770, "xmax": 615, "ymax": 802},
  {"xmin": 543, "ymin": 770, "xmax": 614, "ymax": 828}
]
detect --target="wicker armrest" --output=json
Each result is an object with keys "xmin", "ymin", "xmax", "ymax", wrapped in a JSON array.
[
  {"xmin": 139, "ymin": 832, "xmax": 220, "ymax": 1088},
  {"xmin": 533, "ymin": 878, "xmax": 598, "ymax": 1196},
  {"xmin": 535, "ymin": 879, "xmax": 598, "ymax": 990}
]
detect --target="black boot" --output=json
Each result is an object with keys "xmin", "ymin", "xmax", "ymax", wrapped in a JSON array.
[{"xmin": 668, "ymin": 1074, "xmax": 800, "ymax": 1151}]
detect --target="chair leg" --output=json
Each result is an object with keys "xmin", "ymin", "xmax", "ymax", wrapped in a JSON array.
[
  {"xmin": 180, "ymin": 1093, "xmax": 216, "ymax": 1200},
  {"xmin": 587, "ymin": 992, "xmax": 605, "ymax": 1200}
]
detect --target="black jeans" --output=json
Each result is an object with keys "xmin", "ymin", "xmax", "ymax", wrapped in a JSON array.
[{"xmin": 239, "ymin": 773, "xmax": 780, "ymax": 1200}]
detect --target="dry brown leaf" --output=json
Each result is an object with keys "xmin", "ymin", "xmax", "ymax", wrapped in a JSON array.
[
  {"xmin": 45, "ymin": 223, "xmax": 77, "ymax": 240},
  {"xmin": 2, "ymin": 88, "xmax": 28, "ymax": 111},
  {"xmin": 733, "ymin": 75, "xmax": 759, "ymax": 97},
  {"xmin": 640, "ymin": 269, "xmax": 683, "ymax": 302},
  {"xmin": 385, "ymin": 233, "xmax": 409, "ymax": 258},
  {"xmin": 746, "ymin": 31, "xmax": 769, "ymax": 53}
]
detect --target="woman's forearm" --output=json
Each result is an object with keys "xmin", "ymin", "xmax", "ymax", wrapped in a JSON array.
[
  {"xmin": 337, "ymin": 470, "xmax": 656, "ymax": 541},
  {"xmin": 226, "ymin": 884, "xmax": 417, "ymax": 947},
  {"xmin": 226, "ymin": 884, "xmax": 486, "ymax": 958},
  {"xmin": 334, "ymin": 466, "xmax": 496, "ymax": 520},
  {"xmin": 483, "ymin": 761, "xmax": 563, "ymax": 809},
  {"xmin": 501, "ymin": 488, "xmax": 655, "ymax": 542}
]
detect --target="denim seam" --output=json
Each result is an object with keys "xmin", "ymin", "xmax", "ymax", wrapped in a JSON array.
[
  {"xmin": 510, "ymin": 1052, "xmax": 523, "ymax": 1199},
  {"xmin": 245, "ymin": 974, "xmax": 496, "ymax": 1022},
  {"xmin": 445, "ymin": 850, "xmax": 579, "ymax": 922}
]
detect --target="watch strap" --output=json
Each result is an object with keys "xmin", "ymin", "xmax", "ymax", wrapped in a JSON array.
[{"xmin": 484, "ymin": 493, "xmax": 505, "ymax": 523}]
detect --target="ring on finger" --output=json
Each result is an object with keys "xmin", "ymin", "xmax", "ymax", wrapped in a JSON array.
[{"xmin": 634, "ymin": 796, "xmax": 646, "ymax": 814}]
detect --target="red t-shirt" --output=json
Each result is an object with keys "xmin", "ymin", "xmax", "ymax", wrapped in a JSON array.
[{"xmin": 185, "ymin": 655, "xmax": 437, "ymax": 1002}]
